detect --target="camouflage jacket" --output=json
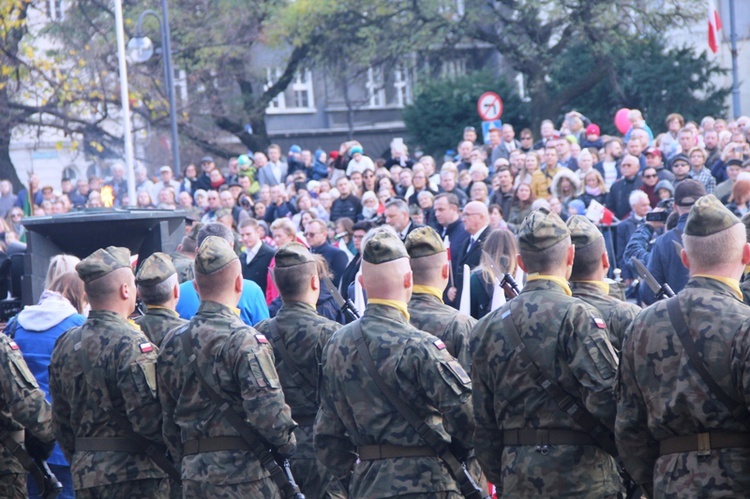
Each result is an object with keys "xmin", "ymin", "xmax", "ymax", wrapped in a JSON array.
[
  {"xmin": 569, "ymin": 280, "xmax": 641, "ymax": 351},
  {"xmin": 169, "ymin": 252, "xmax": 194, "ymax": 284},
  {"xmin": 48, "ymin": 310, "xmax": 165, "ymax": 490},
  {"xmin": 0, "ymin": 333, "xmax": 54, "ymax": 475},
  {"xmin": 408, "ymin": 292, "xmax": 476, "ymax": 373},
  {"xmin": 135, "ymin": 306, "xmax": 187, "ymax": 348},
  {"xmin": 471, "ymin": 278, "xmax": 622, "ymax": 497},
  {"xmin": 314, "ymin": 303, "xmax": 474, "ymax": 498},
  {"xmin": 255, "ymin": 301, "xmax": 344, "ymax": 499},
  {"xmin": 616, "ymin": 277, "xmax": 750, "ymax": 497},
  {"xmin": 157, "ymin": 300, "xmax": 296, "ymax": 484}
]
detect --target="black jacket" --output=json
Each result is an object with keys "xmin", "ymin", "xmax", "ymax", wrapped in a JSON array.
[
  {"xmin": 240, "ymin": 243, "xmax": 276, "ymax": 295},
  {"xmin": 450, "ymin": 226, "xmax": 491, "ymax": 309},
  {"xmin": 311, "ymin": 242, "xmax": 349, "ymax": 288}
]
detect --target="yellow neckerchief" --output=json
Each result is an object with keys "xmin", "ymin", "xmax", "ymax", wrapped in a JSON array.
[
  {"xmin": 127, "ymin": 318, "xmax": 142, "ymax": 331},
  {"xmin": 412, "ymin": 285, "xmax": 444, "ymax": 303},
  {"xmin": 693, "ymin": 274, "xmax": 742, "ymax": 301},
  {"xmin": 572, "ymin": 280, "xmax": 609, "ymax": 295},
  {"xmin": 145, "ymin": 305, "xmax": 179, "ymax": 317},
  {"xmin": 231, "ymin": 306, "xmax": 241, "ymax": 316},
  {"xmin": 527, "ymin": 274, "xmax": 572, "ymax": 297},
  {"xmin": 368, "ymin": 299, "xmax": 410, "ymax": 322},
  {"xmin": 744, "ymin": 265, "xmax": 750, "ymax": 276}
]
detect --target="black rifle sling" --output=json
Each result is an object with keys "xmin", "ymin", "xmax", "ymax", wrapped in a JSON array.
[
  {"xmin": 71, "ymin": 328, "xmax": 181, "ymax": 483},
  {"xmin": 351, "ymin": 323, "xmax": 488, "ymax": 499},
  {"xmin": 500, "ymin": 306, "xmax": 618, "ymax": 456},
  {"xmin": 177, "ymin": 326, "xmax": 295, "ymax": 497},
  {"xmin": 267, "ymin": 319, "xmax": 318, "ymax": 404},
  {"xmin": 666, "ymin": 296, "xmax": 750, "ymax": 426},
  {"xmin": 0, "ymin": 428, "xmax": 46, "ymax": 493}
]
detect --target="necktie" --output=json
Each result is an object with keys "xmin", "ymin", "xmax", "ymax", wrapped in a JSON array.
[{"xmin": 466, "ymin": 238, "xmax": 475, "ymax": 254}]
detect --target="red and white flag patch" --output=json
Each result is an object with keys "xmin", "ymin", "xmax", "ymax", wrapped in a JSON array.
[
  {"xmin": 434, "ymin": 339, "xmax": 446, "ymax": 350},
  {"xmin": 593, "ymin": 317, "xmax": 607, "ymax": 329},
  {"xmin": 9, "ymin": 341, "xmax": 19, "ymax": 351},
  {"xmin": 139, "ymin": 342, "xmax": 154, "ymax": 353},
  {"xmin": 255, "ymin": 334, "xmax": 269, "ymax": 344}
]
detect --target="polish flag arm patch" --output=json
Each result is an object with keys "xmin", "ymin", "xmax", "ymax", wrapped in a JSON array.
[
  {"xmin": 433, "ymin": 339, "xmax": 446, "ymax": 350},
  {"xmin": 139, "ymin": 342, "xmax": 154, "ymax": 353},
  {"xmin": 9, "ymin": 341, "xmax": 19, "ymax": 351},
  {"xmin": 593, "ymin": 317, "xmax": 607, "ymax": 329},
  {"xmin": 255, "ymin": 334, "xmax": 269, "ymax": 344}
]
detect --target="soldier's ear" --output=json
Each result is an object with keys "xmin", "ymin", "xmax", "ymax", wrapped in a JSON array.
[
  {"xmin": 311, "ymin": 273, "xmax": 319, "ymax": 291},
  {"xmin": 680, "ymin": 248, "xmax": 690, "ymax": 270},
  {"xmin": 517, "ymin": 253, "xmax": 527, "ymax": 273},
  {"xmin": 173, "ymin": 283, "xmax": 180, "ymax": 300},
  {"xmin": 601, "ymin": 251, "xmax": 610, "ymax": 270},
  {"xmin": 566, "ymin": 244, "xmax": 575, "ymax": 267},
  {"xmin": 441, "ymin": 262, "xmax": 450, "ymax": 279},
  {"xmin": 403, "ymin": 270, "xmax": 413, "ymax": 290},
  {"xmin": 234, "ymin": 273, "xmax": 243, "ymax": 293},
  {"xmin": 742, "ymin": 243, "xmax": 750, "ymax": 265}
]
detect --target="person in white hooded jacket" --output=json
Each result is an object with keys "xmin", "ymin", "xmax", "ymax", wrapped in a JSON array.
[{"xmin": 7, "ymin": 271, "xmax": 87, "ymax": 499}]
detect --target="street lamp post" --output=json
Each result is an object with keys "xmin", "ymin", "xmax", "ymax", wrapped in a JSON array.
[{"xmin": 127, "ymin": 0, "xmax": 180, "ymax": 176}]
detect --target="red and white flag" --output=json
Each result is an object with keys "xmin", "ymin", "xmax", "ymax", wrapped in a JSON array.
[{"xmin": 708, "ymin": 0, "xmax": 723, "ymax": 54}]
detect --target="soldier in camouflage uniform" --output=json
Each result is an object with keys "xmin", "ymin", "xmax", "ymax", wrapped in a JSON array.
[
  {"xmin": 157, "ymin": 236, "xmax": 297, "ymax": 497},
  {"xmin": 616, "ymin": 194, "xmax": 750, "ymax": 498},
  {"xmin": 135, "ymin": 252, "xmax": 187, "ymax": 347},
  {"xmin": 49, "ymin": 246, "xmax": 169, "ymax": 498},
  {"xmin": 255, "ymin": 242, "xmax": 346, "ymax": 499},
  {"xmin": 405, "ymin": 226, "xmax": 475, "ymax": 372},
  {"xmin": 567, "ymin": 215, "xmax": 641, "ymax": 351},
  {"xmin": 0, "ymin": 333, "xmax": 56, "ymax": 498},
  {"xmin": 471, "ymin": 207, "xmax": 623, "ymax": 497},
  {"xmin": 314, "ymin": 230, "xmax": 475, "ymax": 498}
]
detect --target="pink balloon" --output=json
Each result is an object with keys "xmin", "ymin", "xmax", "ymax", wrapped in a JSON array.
[{"xmin": 614, "ymin": 108, "xmax": 631, "ymax": 135}]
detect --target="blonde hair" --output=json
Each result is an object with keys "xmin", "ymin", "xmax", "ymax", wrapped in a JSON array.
[{"xmin": 46, "ymin": 254, "xmax": 81, "ymax": 289}]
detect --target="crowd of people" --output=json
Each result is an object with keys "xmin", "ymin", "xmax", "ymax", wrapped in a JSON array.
[{"xmin": 5, "ymin": 108, "xmax": 750, "ymax": 498}]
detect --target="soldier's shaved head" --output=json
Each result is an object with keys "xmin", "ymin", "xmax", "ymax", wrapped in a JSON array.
[
  {"xmin": 85, "ymin": 267, "xmax": 136, "ymax": 315},
  {"xmin": 361, "ymin": 257, "xmax": 413, "ymax": 302}
]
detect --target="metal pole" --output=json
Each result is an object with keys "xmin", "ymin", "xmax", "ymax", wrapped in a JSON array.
[
  {"xmin": 114, "ymin": 0, "xmax": 136, "ymax": 206},
  {"xmin": 729, "ymin": 0, "xmax": 741, "ymax": 118},
  {"xmin": 160, "ymin": 0, "xmax": 181, "ymax": 175}
]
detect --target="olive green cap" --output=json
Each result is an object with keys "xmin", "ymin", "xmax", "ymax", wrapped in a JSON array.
[
  {"xmin": 518, "ymin": 207, "xmax": 570, "ymax": 252},
  {"xmin": 404, "ymin": 226, "xmax": 445, "ymax": 259},
  {"xmin": 362, "ymin": 231, "xmax": 409, "ymax": 264},
  {"xmin": 685, "ymin": 194, "xmax": 741, "ymax": 237},
  {"xmin": 76, "ymin": 246, "xmax": 132, "ymax": 284},
  {"xmin": 275, "ymin": 242, "xmax": 314, "ymax": 268},
  {"xmin": 566, "ymin": 215, "xmax": 603, "ymax": 249},
  {"xmin": 194, "ymin": 236, "xmax": 238, "ymax": 275},
  {"xmin": 136, "ymin": 252, "xmax": 176, "ymax": 286}
]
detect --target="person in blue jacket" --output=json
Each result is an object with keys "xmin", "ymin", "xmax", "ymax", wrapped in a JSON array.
[{"xmin": 7, "ymin": 271, "xmax": 88, "ymax": 499}]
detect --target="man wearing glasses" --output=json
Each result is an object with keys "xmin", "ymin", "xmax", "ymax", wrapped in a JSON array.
[{"xmin": 306, "ymin": 219, "xmax": 348, "ymax": 287}]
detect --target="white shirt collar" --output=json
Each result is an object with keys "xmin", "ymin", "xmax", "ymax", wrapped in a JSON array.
[{"xmin": 245, "ymin": 240, "xmax": 263, "ymax": 263}]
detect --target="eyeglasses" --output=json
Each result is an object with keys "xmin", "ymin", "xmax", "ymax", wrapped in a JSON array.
[
  {"xmin": 304, "ymin": 232, "xmax": 320, "ymax": 238},
  {"xmin": 521, "ymin": 136, "xmax": 533, "ymax": 140},
  {"xmin": 642, "ymin": 174, "xmax": 657, "ymax": 179},
  {"xmin": 461, "ymin": 212, "xmax": 481, "ymax": 218}
]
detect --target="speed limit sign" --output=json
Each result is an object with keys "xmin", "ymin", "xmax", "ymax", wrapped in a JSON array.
[{"xmin": 477, "ymin": 92, "xmax": 503, "ymax": 121}]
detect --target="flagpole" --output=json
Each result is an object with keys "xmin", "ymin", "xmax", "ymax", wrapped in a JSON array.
[{"xmin": 728, "ymin": 0, "xmax": 741, "ymax": 118}]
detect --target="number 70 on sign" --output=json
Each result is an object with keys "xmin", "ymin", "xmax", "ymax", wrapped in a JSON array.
[{"xmin": 477, "ymin": 92, "xmax": 503, "ymax": 121}]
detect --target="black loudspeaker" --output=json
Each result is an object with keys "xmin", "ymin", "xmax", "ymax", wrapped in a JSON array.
[{"xmin": 21, "ymin": 209, "xmax": 186, "ymax": 306}]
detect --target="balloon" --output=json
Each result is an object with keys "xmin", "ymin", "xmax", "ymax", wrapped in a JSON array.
[{"xmin": 614, "ymin": 108, "xmax": 631, "ymax": 135}]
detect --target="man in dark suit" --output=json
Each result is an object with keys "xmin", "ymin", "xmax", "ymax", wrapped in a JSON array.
[
  {"xmin": 339, "ymin": 221, "xmax": 372, "ymax": 302},
  {"xmin": 447, "ymin": 201, "xmax": 491, "ymax": 309},
  {"xmin": 385, "ymin": 198, "xmax": 422, "ymax": 241},
  {"xmin": 239, "ymin": 218, "xmax": 276, "ymax": 294},
  {"xmin": 432, "ymin": 193, "xmax": 469, "ymax": 302},
  {"xmin": 305, "ymin": 219, "xmax": 348, "ymax": 287},
  {"xmin": 615, "ymin": 190, "xmax": 651, "ymax": 283}
]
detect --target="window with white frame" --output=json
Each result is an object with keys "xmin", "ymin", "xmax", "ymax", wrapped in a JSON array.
[
  {"xmin": 292, "ymin": 69, "xmax": 314, "ymax": 110},
  {"xmin": 46, "ymin": 0, "xmax": 65, "ymax": 20},
  {"xmin": 265, "ymin": 68, "xmax": 315, "ymax": 113},
  {"xmin": 393, "ymin": 66, "xmax": 412, "ymax": 108},
  {"xmin": 265, "ymin": 67, "xmax": 286, "ymax": 110},
  {"xmin": 366, "ymin": 68, "xmax": 385, "ymax": 109}
]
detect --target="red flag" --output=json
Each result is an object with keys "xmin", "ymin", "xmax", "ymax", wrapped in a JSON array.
[{"xmin": 708, "ymin": 0, "xmax": 722, "ymax": 54}]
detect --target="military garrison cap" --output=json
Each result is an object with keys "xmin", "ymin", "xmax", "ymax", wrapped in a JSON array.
[
  {"xmin": 404, "ymin": 226, "xmax": 445, "ymax": 259},
  {"xmin": 685, "ymin": 194, "xmax": 741, "ymax": 237},
  {"xmin": 518, "ymin": 207, "xmax": 570, "ymax": 252},
  {"xmin": 136, "ymin": 252, "xmax": 176, "ymax": 286},
  {"xmin": 363, "ymin": 231, "xmax": 409, "ymax": 264},
  {"xmin": 76, "ymin": 246, "xmax": 131, "ymax": 283},
  {"xmin": 195, "ymin": 236, "xmax": 238, "ymax": 275},
  {"xmin": 275, "ymin": 242, "xmax": 314, "ymax": 268},
  {"xmin": 567, "ymin": 215, "xmax": 603, "ymax": 249}
]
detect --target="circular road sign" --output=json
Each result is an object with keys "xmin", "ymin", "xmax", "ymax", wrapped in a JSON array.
[{"xmin": 477, "ymin": 92, "xmax": 503, "ymax": 121}]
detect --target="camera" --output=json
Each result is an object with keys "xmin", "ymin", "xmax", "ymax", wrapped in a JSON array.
[
  {"xmin": 646, "ymin": 211, "xmax": 669, "ymax": 223},
  {"xmin": 656, "ymin": 198, "xmax": 674, "ymax": 211}
]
